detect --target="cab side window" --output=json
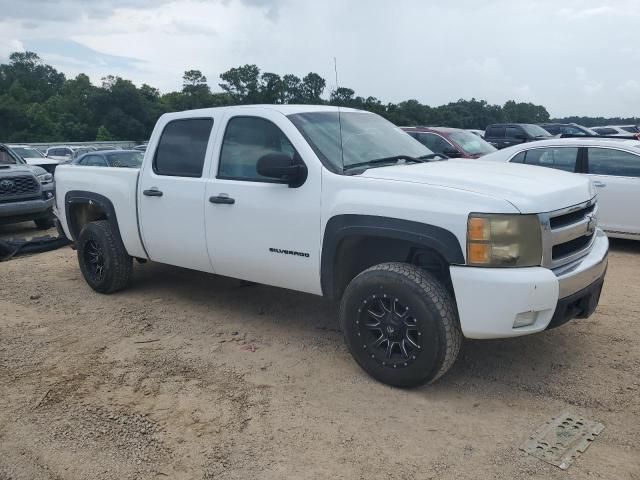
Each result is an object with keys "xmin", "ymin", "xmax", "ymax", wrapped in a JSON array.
[
  {"xmin": 82, "ymin": 155, "xmax": 108, "ymax": 167},
  {"xmin": 486, "ymin": 126, "xmax": 505, "ymax": 138},
  {"xmin": 506, "ymin": 126, "xmax": 522, "ymax": 139},
  {"xmin": 520, "ymin": 147, "xmax": 578, "ymax": 172},
  {"xmin": 154, "ymin": 118, "xmax": 214, "ymax": 177},
  {"xmin": 416, "ymin": 133, "xmax": 452, "ymax": 154},
  {"xmin": 218, "ymin": 116, "xmax": 298, "ymax": 181},
  {"xmin": 510, "ymin": 151, "xmax": 526, "ymax": 163}
]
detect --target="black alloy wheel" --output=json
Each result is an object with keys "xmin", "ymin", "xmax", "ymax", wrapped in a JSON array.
[{"xmin": 356, "ymin": 294, "xmax": 422, "ymax": 368}]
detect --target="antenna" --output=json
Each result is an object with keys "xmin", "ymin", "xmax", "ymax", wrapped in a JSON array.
[{"xmin": 334, "ymin": 57, "xmax": 345, "ymax": 171}]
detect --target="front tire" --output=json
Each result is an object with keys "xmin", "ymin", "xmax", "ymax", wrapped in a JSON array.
[
  {"xmin": 77, "ymin": 220, "xmax": 133, "ymax": 293},
  {"xmin": 339, "ymin": 262, "xmax": 462, "ymax": 388}
]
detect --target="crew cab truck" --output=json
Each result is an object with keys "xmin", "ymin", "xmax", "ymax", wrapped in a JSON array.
[{"xmin": 54, "ymin": 105, "xmax": 609, "ymax": 388}]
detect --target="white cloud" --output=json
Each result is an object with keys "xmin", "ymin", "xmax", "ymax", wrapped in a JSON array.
[{"xmin": 1, "ymin": 0, "xmax": 639, "ymax": 117}]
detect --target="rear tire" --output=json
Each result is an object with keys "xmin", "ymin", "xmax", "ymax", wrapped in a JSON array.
[
  {"xmin": 77, "ymin": 220, "xmax": 133, "ymax": 293},
  {"xmin": 339, "ymin": 262, "xmax": 462, "ymax": 388}
]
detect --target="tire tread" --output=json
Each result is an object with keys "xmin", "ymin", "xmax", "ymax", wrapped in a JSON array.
[
  {"xmin": 78, "ymin": 220, "xmax": 132, "ymax": 293},
  {"xmin": 342, "ymin": 262, "xmax": 462, "ymax": 386}
]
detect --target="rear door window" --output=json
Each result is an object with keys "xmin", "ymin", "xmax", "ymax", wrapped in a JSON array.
[
  {"xmin": 587, "ymin": 148, "xmax": 640, "ymax": 177},
  {"xmin": 154, "ymin": 118, "xmax": 214, "ymax": 177},
  {"xmin": 521, "ymin": 147, "xmax": 578, "ymax": 172},
  {"xmin": 505, "ymin": 126, "xmax": 522, "ymax": 138},
  {"xmin": 82, "ymin": 155, "xmax": 108, "ymax": 167},
  {"xmin": 593, "ymin": 128, "xmax": 617, "ymax": 135},
  {"xmin": 486, "ymin": 126, "xmax": 505, "ymax": 138}
]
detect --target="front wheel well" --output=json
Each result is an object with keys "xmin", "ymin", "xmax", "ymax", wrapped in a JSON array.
[{"xmin": 331, "ymin": 236, "xmax": 453, "ymax": 300}]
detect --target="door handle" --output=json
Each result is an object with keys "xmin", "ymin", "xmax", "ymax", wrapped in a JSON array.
[
  {"xmin": 209, "ymin": 195, "xmax": 235, "ymax": 205},
  {"xmin": 143, "ymin": 188, "xmax": 163, "ymax": 197},
  {"xmin": 592, "ymin": 181, "xmax": 606, "ymax": 188}
]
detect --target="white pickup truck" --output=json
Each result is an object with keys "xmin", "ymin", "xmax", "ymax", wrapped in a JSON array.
[{"xmin": 55, "ymin": 105, "xmax": 608, "ymax": 387}]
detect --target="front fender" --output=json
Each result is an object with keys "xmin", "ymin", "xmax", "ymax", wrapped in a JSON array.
[{"xmin": 320, "ymin": 214, "xmax": 464, "ymax": 299}]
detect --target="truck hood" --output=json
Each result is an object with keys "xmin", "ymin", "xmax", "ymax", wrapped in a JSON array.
[
  {"xmin": 24, "ymin": 157, "xmax": 59, "ymax": 165},
  {"xmin": 0, "ymin": 164, "xmax": 45, "ymax": 175},
  {"xmin": 360, "ymin": 159, "xmax": 594, "ymax": 214},
  {"xmin": 0, "ymin": 164, "xmax": 33, "ymax": 174}
]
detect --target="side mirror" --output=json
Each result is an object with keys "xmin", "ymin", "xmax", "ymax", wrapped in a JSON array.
[
  {"xmin": 514, "ymin": 133, "xmax": 527, "ymax": 141},
  {"xmin": 256, "ymin": 153, "xmax": 307, "ymax": 188}
]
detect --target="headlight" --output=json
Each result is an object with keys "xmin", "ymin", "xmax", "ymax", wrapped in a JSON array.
[
  {"xmin": 37, "ymin": 173, "xmax": 53, "ymax": 184},
  {"xmin": 467, "ymin": 213, "xmax": 542, "ymax": 267}
]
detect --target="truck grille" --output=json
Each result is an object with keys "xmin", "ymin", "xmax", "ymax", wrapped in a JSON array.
[
  {"xmin": 540, "ymin": 199, "xmax": 598, "ymax": 269},
  {"xmin": 0, "ymin": 175, "xmax": 40, "ymax": 202}
]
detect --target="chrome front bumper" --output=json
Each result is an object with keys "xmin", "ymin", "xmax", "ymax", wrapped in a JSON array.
[{"xmin": 553, "ymin": 229, "xmax": 608, "ymax": 299}]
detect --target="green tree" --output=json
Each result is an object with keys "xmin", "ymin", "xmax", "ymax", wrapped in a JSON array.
[
  {"xmin": 96, "ymin": 125, "xmax": 113, "ymax": 140},
  {"xmin": 182, "ymin": 70, "xmax": 210, "ymax": 95},
  {"xmin": 282, "ymin": 74, "xmax": 303, "ymax": 103},
  {"xmin": 0, "ymin": 50, "xmax": 610, "ymax": 142},
  {"xmin": 329, "ymin": 87, "xmax": 355, "ymax": 106},
  {"xmin": 219, "ymin": 64, "xmax": 261, "ymax": 103},
  {"xmin": 259, "ymin": 72, "xmax": 284, "ymax": 103},
  {"xmin": 301, "ymin": 72, "xmax": 325, "ymax": 103}
]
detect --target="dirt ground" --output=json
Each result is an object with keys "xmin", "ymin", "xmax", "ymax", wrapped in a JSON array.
[{"xmin": 0, "ymin": 222, "xmax": 639, "ymax": 480}]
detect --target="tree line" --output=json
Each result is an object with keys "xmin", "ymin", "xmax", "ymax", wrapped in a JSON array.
[{"xmin": 0, "ymin": 51, "xmax": 637, "ymax": 142}]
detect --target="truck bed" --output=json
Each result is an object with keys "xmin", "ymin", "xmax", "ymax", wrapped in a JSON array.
[{"xmin": 54, "ymin": 165, "xmax": 147, "ymax": 258}]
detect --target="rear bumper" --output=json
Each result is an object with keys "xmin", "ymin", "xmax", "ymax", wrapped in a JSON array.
[{"xmin": 450, "ymin": 229, "xmax": 608, "ymax": 339}]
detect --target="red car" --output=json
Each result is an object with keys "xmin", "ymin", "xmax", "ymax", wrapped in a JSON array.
[{"xmin": 401, "ymin": 126, "xmax": 497, "ymax": 159}]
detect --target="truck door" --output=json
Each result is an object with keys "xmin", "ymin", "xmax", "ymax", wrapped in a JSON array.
[
  {"xmin": 204, "ymin": 109, "xmax": 322, "ymax": 295},
  {"xmin": 138, "ymin": 116, "xmax": 216, "ymax": 272}
]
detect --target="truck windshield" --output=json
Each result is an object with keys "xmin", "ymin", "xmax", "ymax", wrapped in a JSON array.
[
  {"xmin": 288, "ymin": 111, "xmax": 434, "ymax": 172},
  {"xmin": 449, "ymin": 131, "xmax": 496, "ymax": 156},
  {"xmin": 522, "ymin": 124, "xmax": 552, "ymax": 138},
  {"xmin": 11, "ymin": 147, "xmax": 45, "ymax": 159}
]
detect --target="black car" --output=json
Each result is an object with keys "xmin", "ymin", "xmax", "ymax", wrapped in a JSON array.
[
  {"xmin": 72, "ymin": 150, "xmax": 144, "ymax": 168},
  {"xmin": 484, "ymin": 123, "xmax": 553, "ymax": 149},
  {"xmin": 538, "ymin": 123, "xmax": 597, "ymax": 136}
]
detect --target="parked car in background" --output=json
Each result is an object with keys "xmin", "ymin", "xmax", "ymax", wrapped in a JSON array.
[
  {"xmin": 482, "ymin": 137, "xmax": 640, "ymax": 240},
  {"xmin": 72, "ymin": 150, "xmax": 144, "ymax": 168},
  {"xmin": 402, "ymin": 127, "xmax": 496, "ymax": 158},
  {"xmin": 70, "ymin": 147, "xmax": 98, "ymax": 162},
  {"xmin": 538, "ymin": 123, "xmax": 598, "ymax": 136},
  {"xmin": 484, "ymin": 123, "xmax": 553, "ymax": 149},
  {"xmin": 5, "ymin": 144, "xmax": 59, "ymax": 174},
  {"xmin": 591, "ymin": 126, "xmax": 639, "ymax": 137},
  {"xmin": 466, "ymin": 129, "xmax": 485, "ymax": 138},
  {"xmin": 0, "ymin": 144, "xmax": 55, "ymax": 229},
  {"xmin": 46, "ymin": 146, "xmax": 79, "ymax": 162},
  {"xmin": 133, "ymin": 144, "xmax": 148, "ymax": 152}
]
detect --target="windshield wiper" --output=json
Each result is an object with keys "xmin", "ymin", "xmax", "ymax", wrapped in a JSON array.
[
  {"xmin": 343, "ymin": 155, "xmax": 425, "ymax": 172},
  {"xmin": 417, "ymin": 153, "xmax": 448, "ymax": 160}
]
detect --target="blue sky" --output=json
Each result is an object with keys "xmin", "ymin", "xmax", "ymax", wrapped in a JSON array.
[{"xmin": 1, "ymin": 0, "xmax": 639, "ymax": 117}]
